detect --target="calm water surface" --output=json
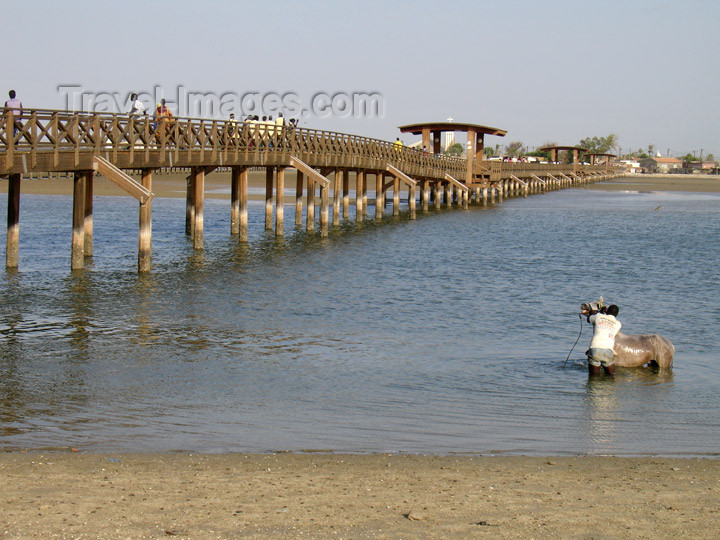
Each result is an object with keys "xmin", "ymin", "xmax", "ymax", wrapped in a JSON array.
[{"xmin": 1, "ymin": 185, "xmax": 719, "ymax": 456}]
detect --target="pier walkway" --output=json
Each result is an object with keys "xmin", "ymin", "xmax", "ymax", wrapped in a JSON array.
[{"xmin": 1, "ymin": 109, "xmax": 619, "ymax": 272}]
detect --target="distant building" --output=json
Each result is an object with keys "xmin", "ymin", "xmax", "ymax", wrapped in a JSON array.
[
  {"xmin": 683, "ymin": 160, "xmax": 719, "ymax": 174},
  {"xmin": 620, "ymin": 159, "xmax": 641, "ymax": 173},
  {"xmin": 639, "ymin": 157, "xmax": 683, "ymax": 173}
]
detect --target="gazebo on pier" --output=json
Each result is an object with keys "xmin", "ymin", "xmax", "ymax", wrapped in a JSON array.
[
  {"xmin": 398, "ymin": 121, "xmax": 507, "ymax": 185},
  {"xmin": 538, "ymin": 145, "xmax": 589, "ymax": 172},
  {"xmin": 586, "ymin": 153, "xmax": 617, "ymax": 171}
]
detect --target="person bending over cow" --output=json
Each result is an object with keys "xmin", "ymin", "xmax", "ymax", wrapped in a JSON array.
[{"xmin": 582, "ymin": 303, "xmax": 622, "ymax": 376}]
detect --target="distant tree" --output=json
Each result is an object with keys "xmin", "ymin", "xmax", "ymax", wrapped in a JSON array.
[
  {"xmin": 682, "ymin": 153, "xmax": 696, "ymax": 163},
  {"xmin": 484, "ymin": 146, "xmax": 495, "ymax": 158},
  {"xmin": 444, "ymin": 142, "xmax": 464, "ymax": 157},
  {"xmin": 707, "ymin": 153, "xmax": 715, "ymax": 161},
  {"xmin": 527, "ymin": 149, "xmax": 551, "ymax": 159},
  {"xmin": 578, "ymin": 134, "xmax": 618, "ymax": 154},
  {"xmin": 505, "ymin": 141, "xmax": 525, "ymax": 157},
  {"xmin": 648, "ymin": 144, "xmax": 656, "ymax": 157}
]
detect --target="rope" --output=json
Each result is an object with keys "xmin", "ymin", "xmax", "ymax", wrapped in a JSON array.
[{"xmin": 564, "ymin": 313, "xmax": 584, "ymax": 366}]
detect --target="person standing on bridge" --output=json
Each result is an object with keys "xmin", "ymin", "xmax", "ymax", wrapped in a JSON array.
[
  {"xmin": 154, "ymin": 98, "xmax": 174, "ymax": 141},
  {"xmin": 5, "ymin": 90, "xmax": 23, "ymax": 135},
  {"xmin": 128, "ymin": 93, "xmax": 146, "ymax": 116},
  {"xmin": 394, "ymin": 137, "xmax": 403, "ymax": 151},
  {"xmin": 582, "ymin": 303, "xmax": 622, "ymax": 376}
]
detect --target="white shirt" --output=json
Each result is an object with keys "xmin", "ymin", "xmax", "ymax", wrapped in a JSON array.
[
  {"xmin": 129, "ymin": 99, "xmax": 146, "ymax": 116},
  {"xmin": 589, "ymin": 313, "xmax": 622, "ymax": 350}
]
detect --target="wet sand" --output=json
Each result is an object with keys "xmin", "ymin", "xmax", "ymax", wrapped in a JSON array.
[
  {"xmin": 4, "ymin": 171, "xmax": 720, "ymax": 200},
  {"xmin": 2, "ymin": 453, "xmax": 718, "ymax": 538}
]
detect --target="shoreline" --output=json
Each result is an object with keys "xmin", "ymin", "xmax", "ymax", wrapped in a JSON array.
[
  {"xmin": 3, "ymin": 172, "xmax": 720, "ymax": 200},
  {"xmin": 2, "ymin": 453, "xmax": 718, "ymax": 538}
]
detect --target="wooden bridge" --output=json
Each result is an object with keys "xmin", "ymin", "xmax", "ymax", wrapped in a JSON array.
[{"xmin": 1, "ymin": 108, "xmax": 619, "ymax": 272}]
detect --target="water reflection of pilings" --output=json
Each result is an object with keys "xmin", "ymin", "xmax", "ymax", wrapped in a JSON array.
[{"xmin": 64, "ymin": 271, "xmax": 94, "ymax": 358}]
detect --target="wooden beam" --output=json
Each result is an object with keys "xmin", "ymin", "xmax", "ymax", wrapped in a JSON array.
[
  {"xmin": 444, "ymin": 174, "xmax": 469, "ymax": 192},
  {"xmin": 93, "ymin": 156, "xmax": 152, "ymax": 204},
  {"xmin": 276, "ymin": 166, "xmax": 285, "ymax": 236},
  {"xmin": 265, "ymin": 167, "xmax": 274, "ymax": 230}
]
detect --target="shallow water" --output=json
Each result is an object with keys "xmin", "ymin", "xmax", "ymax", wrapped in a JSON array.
[{"xmin": 1, "ymin": 186, "xmax": 719, "ymax": 456}]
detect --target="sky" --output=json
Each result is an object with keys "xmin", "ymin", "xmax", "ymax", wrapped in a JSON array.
[{"xmin": 6, "ymin": 0, "xmax": 720, "ymax": 158}]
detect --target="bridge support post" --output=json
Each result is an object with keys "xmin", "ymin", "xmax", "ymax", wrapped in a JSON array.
[
  {"xmin": 497, "ymin": 182, "xmax": 504, "ymax": 203},
  {"xmin": 421, "ymin": 180, "xmax": 429, "ymax": 211},
  {"xmin": 362, "ymin": 174, "xmax": 368, "ymax": 217},
  {"xmin": 490, "ymin": 186, "xmax": 496, "ymax": 204},
  {"xmin": 375, "ymin": 173, "xmax": 383, "ymax": 219},
  {"xmin": 320, "ymin": 182, "xmax": 329, "ymax": 237},
  {"xmin": 138, "ymin": 169, "xmax": 152, "ymax": 273},
  {"xmin": 306, "ymin": 176, "xmax": 315, "ymax": 232},
  {"xmin": 276, "ymin": 166, "xmax": 285, "ymax": 236},
  {"xmin": 71, "ymin": 172, "xmax": 86, "ymax": 270},
  {"xmin": 356, "ymin": 171, "xmax": 364, "ymax": 222},
  {"xmin": 434, "ymin": 182, "xmax": 442, "ymax": 209},
  {"xmin": 5, "ymin": 174, "xmax": 20, "ymax": 269},
  {"xmin": 84, "ymin": 171, "xmax": 93, "ymax": 257},
  {"xmin": 193, "ymin": 167, "xmax": 205, "ymax": 249},
  {"xmin": 409, "ymin": 183, "xmax": 416, "ymax": 218},
  {"xmin": 333, "ymin": 170, "xmax": 341, "ymax": 226},
  {"xmin": 239, "ymin": 168, "xmax": 248, "ymax": 241},
  {"xmin": 482, "ymin": 187, "xmax": 488, "ymax": 206},
  {"xmin": 265, "ymin": 167, "xmax": 274, "ymax": 230},
  {"xmin": 185, "ymin": 175, "xmax": 194, "ymax": 236},
  {"xmin": 393, "ymin": 175, "xmax": 400, "ymax": 216},
  {"xmin": 342, "ymin": 170, "xmax": 350, "ymax": 219},
  {"xmin": 295, "ymin": 171, "xmax": 304, "ymax": 227},
  {"xmin": 231, "ymin": 167, "xmax": 240, "ymax": 235}
]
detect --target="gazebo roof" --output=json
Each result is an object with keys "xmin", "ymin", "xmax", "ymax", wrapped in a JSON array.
[
  {"xmin": 398, "ymin": 122, "xmax": 507, "ymax": 137},
  {"xmin": 539, "ymin": 145, "xmax": 589, "ymax": 152},
  {"xmin": 586, "ymin": 153, "xmax": 617, "ymax": 158}
]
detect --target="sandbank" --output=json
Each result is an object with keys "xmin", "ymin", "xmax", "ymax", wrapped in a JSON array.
[
  {"xmin": 1, "ymin": 453, "xmax": 718, "ymax": 538},
  {"xmin": 3, "ymin": 172, "xmax": 720, "ymax": 201}
]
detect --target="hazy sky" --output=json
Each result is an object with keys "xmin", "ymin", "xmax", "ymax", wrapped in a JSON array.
[{"xmin": 7, "ymin": 0, "xmax": 719, "ymax": 157}]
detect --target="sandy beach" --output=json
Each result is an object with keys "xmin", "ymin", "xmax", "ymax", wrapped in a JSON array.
[{"xmin": 2, "ymin": 453, "xmax": 718, "ymax": 538}]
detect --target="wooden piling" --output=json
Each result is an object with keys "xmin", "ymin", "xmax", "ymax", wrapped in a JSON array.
[
  {"xmin": 239, "ymin": 167, "xmax": 248, "ymax": 241},
  {"xmin": 375, "ymin": 173, "xmax": 383, "ymax": 219},
  {"xmin": 231, "ymin": 167, "xmax": 240, "ymax": 235},
  {"xmin": 434, "ymin": 182, "xmax": 442, "ymax": 209},
  {"xmin": 138, "ymin": 169, "xmax": 152, "ymax": 273},
  {"xmin": 265, "ymin": 167, "xmax": 274, "ymax": 230},
  {"xmin": 362, "ymin": 174, "xmax": 368, "ymax": 217},
  {"xmin": 333, "ymin": 170, "xmax": 341, "ymax": 226},
  {"xmin": 320, "ymin": 182, "xmax": 329, "ymax": 236},
  {"xmin": 84, "ymin": 171, "xmax": 93, "ymax": 257},
  {"xmin": 276, "ymin": 166, "xmax": 285, "ymax": 236},
  {"xmin": 5, "ymin": 173, "xmax": 20, "ymax": 268},
  {"xmin": 306, "ymin": 175, "xmax": 315, "ymax": 232},
  {"xmin": 295, "ymin": 171, "xmax": 304, "ymax": 226},
  {"xmin": 393, "ymin": 175, "xmax": 400, "ymax": 216},
  {"xmin": 342, "ymin": 170, "xmax": 349, "ymax": 219},
  {"xmin": 71, "ymin": 172, "xmax": 86, "ymax": 270},
  {"xmin": 193, "ymin": 167, "xmax": 205, "ymax": 249},
  {"xmin": 356, "ymin": 170, "xmax": 364, "ymax": 222},
  {"xmin": 185, "ymin": 174, "xmax": 194, "ymax": 236}
]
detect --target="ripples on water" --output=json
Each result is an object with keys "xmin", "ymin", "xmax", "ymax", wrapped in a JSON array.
[{"xmin": 1, "ymin": 187, "xmax": 719, "ymax": 456}]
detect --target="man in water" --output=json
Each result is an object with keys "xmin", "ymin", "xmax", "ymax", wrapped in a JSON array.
[{"xmin": 582, "ymin": 303, "xmax": 622, "ymax": 376}]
